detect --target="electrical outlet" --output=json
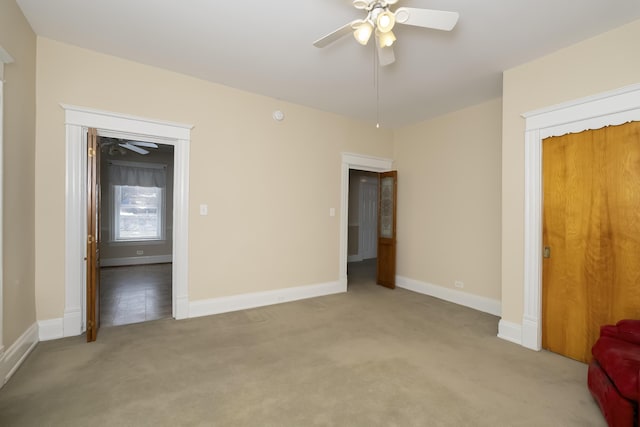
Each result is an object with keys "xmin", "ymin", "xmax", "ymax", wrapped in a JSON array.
[
  {"xmin": 136, "ymin": 250, "xmax": 144, "ymax": 255},
  {"xmin": 454, "ymin": 281, "xmax": 464, "ymax": 289}
]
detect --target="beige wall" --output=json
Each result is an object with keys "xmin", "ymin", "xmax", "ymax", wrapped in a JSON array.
[
  {"xmin": 394, "ymin": 98, "xmax": 502, "ymax": 300},
  {"xmin": 0, "ymin": 1, "xmax": 37, "ymax": 347},
  {"xmin": 34, "ymin": 38, "xmax": 393, "ymax": 320},
  {"xmin": 501, "ymin": 19, "xmax": 640, "ymax": 323},
  {"xmin": 31, "ymin": 13, "xmax": 640, "ymax": 329}
]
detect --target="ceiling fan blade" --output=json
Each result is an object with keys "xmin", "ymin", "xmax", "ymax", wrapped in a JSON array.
[
  {"xmin": 394, "ymin": 7, "xmax": 459, "ymax": 31},
  {"xmin": 352, "ymin": 0, "xmax": 371, "ymax": 9},
  {"xmin": 126, "ymin": 141, "xmax": 158, "ymax": 149},
  {"xmin": 313, "ymin": 20, "xmax": 361, "ymax": 48},
  {"xmin": 377, "ymin": 45, "xmax": 395, "ymax": 67},
  {"xmin": 119, "ymin": 143, "xmax": 149, "ymax": 155}
]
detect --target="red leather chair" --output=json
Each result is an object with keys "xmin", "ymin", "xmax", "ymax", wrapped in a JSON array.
[{"xmin": 589, "ymin": 320, "xmax": 640, "ymax": 427}]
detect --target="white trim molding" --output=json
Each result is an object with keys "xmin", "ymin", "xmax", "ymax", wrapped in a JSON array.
[
  {"xmin": 340, "ymin": 152, "xmax": 393, "ymax": 288},
  {"xmin": 63, "ymin": 105, "xmax": 192, "ymax": 338},
  {"xmin": 397, "ymin": 276, "xmax": 502, "ymax": 317},
  {"xmin": 497, "ymin": 320, "xmax": 522, "ymax": 345},
  {"xmin": 519, "ymin": 83, "xmax": 640, "ymax": 350},
  {"xmin": 38, "ymin": 318, "xmax": 64, "ymax": 341},
  {"xmin": 0, "ymin": 46, "xmax": 14, "ymax": 359},
  {"xmin": 189, "ymin": 281, "xmax": 345, "ymax": 318},
  {"xmin": 0, "ymin": 79, "xmax": 3, "ymax": 357},
  {"xmin": 0, "ymin": 322, "xmax": 38, "ymax": 387},
  {"xmin": 0, "ymin": 46, "xmax": 15, "ymax": 80}
]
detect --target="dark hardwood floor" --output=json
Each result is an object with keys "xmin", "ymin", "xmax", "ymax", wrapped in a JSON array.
[{"xmin": 100, "ymin": 263, "xmax": 172, "ymax": 327}]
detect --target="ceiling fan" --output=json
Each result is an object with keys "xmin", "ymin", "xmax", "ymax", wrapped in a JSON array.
[
  {"xmin": 313, "ymin": 0, "xmax": 459, "ymax": 66},
  {"xmin": 101, "ymin": 138, "xmax": 159, "ymax": 156}
]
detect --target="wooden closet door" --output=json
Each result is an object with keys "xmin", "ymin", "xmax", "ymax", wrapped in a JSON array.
[{"xmin": 542, "ymin": 121, "xmax": 640, "ymax": 362}]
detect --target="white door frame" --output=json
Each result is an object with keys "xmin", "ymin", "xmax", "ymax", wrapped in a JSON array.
[
  {"xmin": 0, "ymin": 79, "xmax": 3, "ymax": 354},
  {"xmin": 62, "ymin": 105, "xmax": 192, "ymax": 337},
  {"xmin": 0, "ymin": 47, "xmax": 14, "ymax": 354},
  {"xmin": 518, "ymin": 83, "xmax": 640, "ymax": 350},
  {"xmin": 340, "ymin": 153, "xmax": 393, "ymax": 287}
]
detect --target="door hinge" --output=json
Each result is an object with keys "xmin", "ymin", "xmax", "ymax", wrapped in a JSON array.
[
  {"xmin": 87, "ymin": 320, "xmax": 93, "ymax": 331},
  {"xmin": 88, "ymin": 147, "xmax": 96, "ymax": 158},
  {"xmin": 87, "ymin": 235, "xmax": 94, "ymax": 244},
  {"xmin": 543, "ymin": 246, "xmax": 551, "ymax": 258}
]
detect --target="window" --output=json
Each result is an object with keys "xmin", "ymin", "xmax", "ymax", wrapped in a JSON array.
[
  {"xmin": 107, "ymin": 160, "xmax": 167, "ymax": 242},
  {"xmin": 113, "ymin": 185, "xmax": 164, "ymax": 241}
]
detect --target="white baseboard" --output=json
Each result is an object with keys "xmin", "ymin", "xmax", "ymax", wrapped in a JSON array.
[
  {"xmin": 189, "ymin": 280, "xmax": 346, "ymax": 319},
  {"xmin": 396, "ymin": 276, "xmax": 502, "ymax": 317},
  {"xmin": 339, "ymin": 276, "xmax": 348, "ymax": 289},
  {"xmin": 38, "ymin": 318, "xmax": 64, "ymax": 341},
  {"xmin": 101, "ymin": 255, "xmax": 172, "ymax": 267},
  {"xmin": 498, "ymin": 319, "xmax": 523, "ymax": 345},
  {"xmin": 175, "ymin": 295, "xmax": 189, "ymax": 320},
  {"xmin": 521, "ymin": 317, "xmax": 542, "ymax": 350},
  {"xmin": 0, "ymin": 322, "xmax": 38, "ymax": 387},
  {"xmin": 63, "ymin": 308, "xmax": 82, "ymax": 337}
]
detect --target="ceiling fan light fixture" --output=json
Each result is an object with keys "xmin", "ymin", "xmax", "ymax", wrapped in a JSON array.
[
  {"xmin": 377, "ymin": 29, "xmax": 396, "ymax": 48},
  {"xmin": 353, "ymin": 21, "xmax": 373, "ymax": 45},
  {"xmin": 376, "ymin": 10, "xmax": 395, "ymax": 33},
  {"xmin": 314, "ymin": 1, "xmax": 460, "ymax": 68}
]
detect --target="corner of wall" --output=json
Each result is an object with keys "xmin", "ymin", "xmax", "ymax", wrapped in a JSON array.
[{"xmin": 396, "ymin": 276, "xmax": 501, "ymax": 317}]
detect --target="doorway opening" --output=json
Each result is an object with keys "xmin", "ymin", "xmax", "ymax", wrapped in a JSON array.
[
  {"xmin": 339, "ymin": 152, "xmax": 395, "ymax": 292},
  {"xmin": 347, "ymin": 169, "xmax": 378, "ymax": 289},
  {"xmin": 63, "ymin": 105, "xmax": 191, "ymax": 340},
  {"xmin": 99, "ymin": 139, "xmax": 175, "ymax": 327}
]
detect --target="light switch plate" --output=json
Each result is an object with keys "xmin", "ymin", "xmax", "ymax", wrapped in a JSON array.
[
  {"xmin": 200, "ymin": 204, "xmax": 208, "ymax": 216},
  {"xmin": 329, "ymin": 208, "xmax": 335, "ymax": 217}
]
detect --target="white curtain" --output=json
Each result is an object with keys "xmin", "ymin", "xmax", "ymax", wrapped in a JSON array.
[{"xmin": 108, "ymin": 161, "xmax": 166, "ymax": 187}]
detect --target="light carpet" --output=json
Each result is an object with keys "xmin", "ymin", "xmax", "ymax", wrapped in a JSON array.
[{"xmin": 0, "ymin": 261, "xmax": 604, "ymax": 426}]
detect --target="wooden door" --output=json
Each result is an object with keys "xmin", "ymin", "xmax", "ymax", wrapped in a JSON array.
[
  {"xmin": 377, "ymin": 171, "xmax": 397, "ymax": 289},
  {"xmin": 542, "ymin": 121, "xmax": 640, "ymax": 362},
  {"xmin": 86, "ymin": 128, "xmax": 101, "ymax": 342}
]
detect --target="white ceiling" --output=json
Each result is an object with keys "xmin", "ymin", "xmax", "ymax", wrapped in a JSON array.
[{"xmin": 16, "ymin": 0, "xmax": 640, "ymax": 128}]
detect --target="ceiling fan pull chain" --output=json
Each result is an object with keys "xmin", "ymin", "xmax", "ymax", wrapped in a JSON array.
[{"xmin": 374, "ymin": 44, "xmax": 380, "ymax": 128}]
